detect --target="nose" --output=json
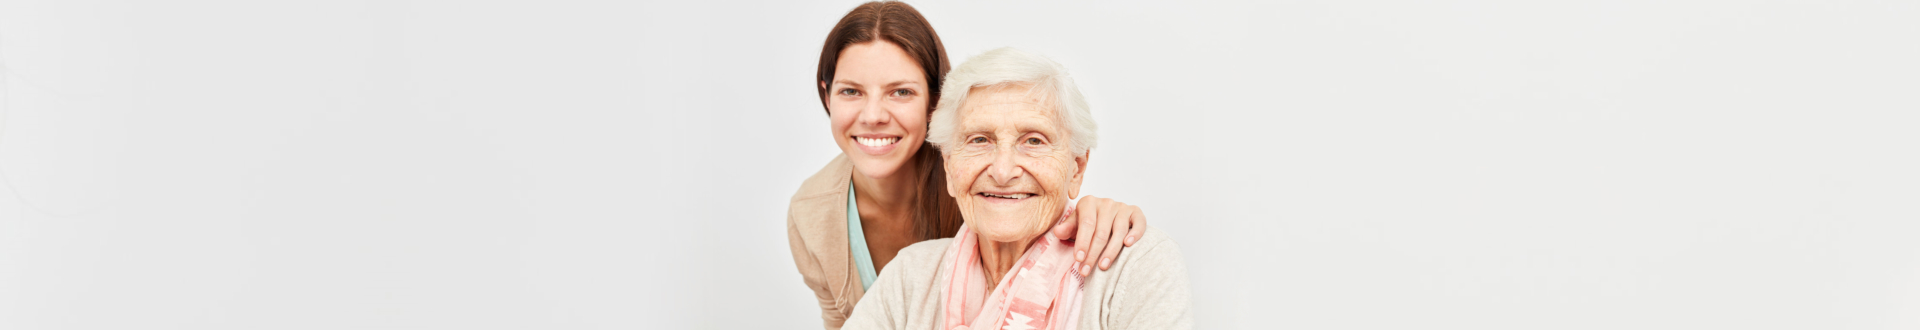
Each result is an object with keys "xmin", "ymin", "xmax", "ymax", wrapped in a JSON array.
[
  {"xmin": 985, "ymin": 144, "xmax": 1023, "ymax": 186},
  {"xmin": 856, "ymin": 98, "xmax": 891, "ymax": 126}
]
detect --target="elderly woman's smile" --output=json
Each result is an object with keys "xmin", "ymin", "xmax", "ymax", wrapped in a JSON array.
[
  {"xmin": 976, "ymin": 190, "xmax": 1040, "ymax": 204},
  {"xmin": 945, "ymin": 83, "xmax": 1088, "ymax": 243}
]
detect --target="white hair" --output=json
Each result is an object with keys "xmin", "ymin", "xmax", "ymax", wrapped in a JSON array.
[{"xmin": 926, "ymin": 47, "xmax": 1097, "ymax": 156}]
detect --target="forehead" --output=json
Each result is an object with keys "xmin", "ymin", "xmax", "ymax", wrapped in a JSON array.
[
  {"xmin": 834, "ymin": 41, "xmax": 926, "ymax": 84},
  {"xmin": 958, "ymin": 84, "xmax": 1059, "ymax": 131}
]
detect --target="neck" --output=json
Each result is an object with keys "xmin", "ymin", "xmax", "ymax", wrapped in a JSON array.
[
  {"xmin": 850, "ymin": 157, "xmax": 922, "ymax": 221},
  {"xmin": 976, "ymin": 236, "xmax": 1035, "ymax": 294}
]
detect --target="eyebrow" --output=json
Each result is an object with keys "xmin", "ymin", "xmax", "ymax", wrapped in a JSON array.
[
  {"xmin": 1019, "ymin": 122, "xmax": 1054, "ymax": 134},
  {"xmin": 883, "ymin": 80, "xmax": 922, "ymax": 89},
  {"xmin": 957, "ymin": 118, "xmax": 1058, "ymax": 139},
  {"xmin": 831, "ymin": 80, "xmax": 863, "ymax": 88},
  {"xmin": 832, "ymin": 79, "xmax": 922, "ymax": 89}
]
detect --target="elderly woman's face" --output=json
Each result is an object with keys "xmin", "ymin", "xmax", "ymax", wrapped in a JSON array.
[{"xmin": 945, "ymin": 84, "xmax": 1088, "ymax": 243}]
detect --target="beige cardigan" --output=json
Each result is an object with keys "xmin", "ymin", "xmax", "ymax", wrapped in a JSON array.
[
  {"xmin": 788, "ymin": 154, "xmax": 865, "ymax": 330},
  {"xmin": 842, "ymin": 227, "xmax": 1194, "ymax": 330}
]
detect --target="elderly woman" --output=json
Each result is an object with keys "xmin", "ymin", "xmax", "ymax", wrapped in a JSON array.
[{"xmin": 842, "ymin": 48, "xmax": 1192, "ymax": 330}]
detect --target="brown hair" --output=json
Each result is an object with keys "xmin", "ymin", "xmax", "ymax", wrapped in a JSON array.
[{"xmin": 817, "ymin": 1, "xmax": 963, "ymax": 241}]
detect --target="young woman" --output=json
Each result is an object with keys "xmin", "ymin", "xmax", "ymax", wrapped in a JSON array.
[{"xmin": 785, "ymin": 2, "xmax": 1149, "ymax": 329}]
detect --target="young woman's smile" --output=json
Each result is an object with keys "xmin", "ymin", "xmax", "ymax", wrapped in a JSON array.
[
  {"xmin": 826, "ymin": 40, "xmax": 929, "ymax": 180},
  {"xmin": 851, "ymin": 134, "xmax": 903, "ymax": 155}
]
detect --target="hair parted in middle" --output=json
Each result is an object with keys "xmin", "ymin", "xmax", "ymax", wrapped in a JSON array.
[{"xmin": 815, "ymin": 1, "xmax": 950, "ymax": 116}]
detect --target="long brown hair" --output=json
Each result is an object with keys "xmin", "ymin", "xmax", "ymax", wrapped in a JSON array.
[{"xmin": 817, "ymin": 1, "xmax": 963, "ymax": 241}]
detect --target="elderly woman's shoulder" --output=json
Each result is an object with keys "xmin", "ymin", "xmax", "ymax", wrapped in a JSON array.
[
  {"xmin": 1084, "ymin": 226, "xmax": 1193, "ymax": 329},
  {"xmin": 1113, "ymin": 226, "xmax": 1187, "ymax": 269},
  {"xmin": 1132, "ymin": 227, "xmax": 1183, "ymax": 252}
]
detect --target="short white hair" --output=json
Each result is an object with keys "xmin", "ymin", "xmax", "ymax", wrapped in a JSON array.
[{"xmin": 926, "ymin": 47, "xmax": 1097, "ymax": 155}]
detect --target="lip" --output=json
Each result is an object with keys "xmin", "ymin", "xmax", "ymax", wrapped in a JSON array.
[
  {"xmin": 850, "ymin": 134, "xmax": 903, "ymax": 156},
  {"xmin": 973, "ymin": 190, "xmax": 1038, "ymax": 204}
]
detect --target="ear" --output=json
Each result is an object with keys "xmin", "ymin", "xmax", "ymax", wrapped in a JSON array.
[{"xmin": 1066, "ymin": 150, "xmax": 1090, "ymax": 198}]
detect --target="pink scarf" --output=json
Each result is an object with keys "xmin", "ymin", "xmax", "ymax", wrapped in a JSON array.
[{"xmin": 940, "ymin": 211, "xmax": 1085, "ymax": 330}]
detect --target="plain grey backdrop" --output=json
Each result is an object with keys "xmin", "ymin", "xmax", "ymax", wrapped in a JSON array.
[{"xmin": 2, "ymin": 0, "xmax": 1917, "ymax": 329}]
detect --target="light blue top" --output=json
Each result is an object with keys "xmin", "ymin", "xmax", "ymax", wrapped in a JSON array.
[{"xmin": 847, "ymin": 183, "xmax": 879, "ymax": 291}]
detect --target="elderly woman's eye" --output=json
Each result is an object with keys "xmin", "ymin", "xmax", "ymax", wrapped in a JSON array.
[
  {"xmin": 1026, "ymin": 137, "xmax": 1044, "ymax": 145},
  {"xmin": 968, "ymin": 136, "xmax": 988, "ymax": 144}
]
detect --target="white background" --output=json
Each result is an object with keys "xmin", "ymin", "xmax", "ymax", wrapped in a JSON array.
[{"xmin": 3, "ymin": 0, "xmax": 1917, "ymax": 329}]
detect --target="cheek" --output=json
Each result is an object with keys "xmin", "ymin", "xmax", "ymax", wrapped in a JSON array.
[
  {"xmin": 1052, "ymin": 156, "xmax": 1077, "ymax": 178},
  {"xmin": 1025, "ymin": 154, "xmax": 1077, "ymax": 192},
  {"xmin": 896, "ymin": 105, "xmax": 928, "ymax": 135},
  {"xmin": 945, "ymin": 162, "xmax": 967, "ymax": 196},
  {"xmin": 949, "ymin": 156, "xmax": 987, "ymax": 184},
  {"xmin": 827, "ymin": 105, "xmax": 857, "ymax": 134},
  {"xmin": 1018, "ymin": 157, "xmax": 1052, "ymax": 178}
]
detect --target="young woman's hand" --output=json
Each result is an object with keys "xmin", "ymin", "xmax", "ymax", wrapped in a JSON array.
[{"xmin": 1051, "ymin": 195, "xmax": 1147, "ymax": 275}]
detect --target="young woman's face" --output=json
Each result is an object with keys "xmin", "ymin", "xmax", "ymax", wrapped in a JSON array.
[{"xmin": 825, "ymin": 41, "xmax": 930, "ymax": 180}]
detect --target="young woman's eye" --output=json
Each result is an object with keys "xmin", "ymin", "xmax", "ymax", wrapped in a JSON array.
[
  {"xmin": 839, "ymin": 88, "xmax": 861, "ymax": 96},
  {"xmin": 891, "ymin": 89, "xmax": 915, "ymax": 97}
]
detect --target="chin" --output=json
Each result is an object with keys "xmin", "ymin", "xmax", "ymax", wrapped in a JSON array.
[
  {"xmin": 967, "ymin": 212, "xmax": 1050, "ymax": 243},
  {"xmin": 959, "ymin": 195, "xmax": 1068, "ymax": 242},
  {"xmin": 847, "ymin": 154, "xmax": 910, "ymax": 179}
]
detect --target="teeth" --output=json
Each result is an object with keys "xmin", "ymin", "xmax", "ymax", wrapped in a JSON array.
[
  {"xmin": 980, "ymin": 192, "xmax": 1032, "ymax": 199},
  {"xmin": 856, "ymin": 137, "xmax": 899, "ymax": 147}
]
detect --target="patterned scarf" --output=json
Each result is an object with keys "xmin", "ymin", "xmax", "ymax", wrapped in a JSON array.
[{"xmin": 939, "ymin": 212, "xmax": 1085, "ymax": 330}]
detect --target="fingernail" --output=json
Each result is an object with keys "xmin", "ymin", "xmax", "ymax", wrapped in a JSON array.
[
  {"xmin": 1075, "ymin": 250, "xmax": 1085, "ymax": 261},
  {"xmin": 1126, "ymin": 236, "xmax": 1136, "ymax": 244},
  {"xmin": 1100, "ymin": 257, "xmax": 1111, "ymax": 269},
  {"xmin": 1081, "ymin": 265, "xmax": 1091, "ymax": 274}
]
